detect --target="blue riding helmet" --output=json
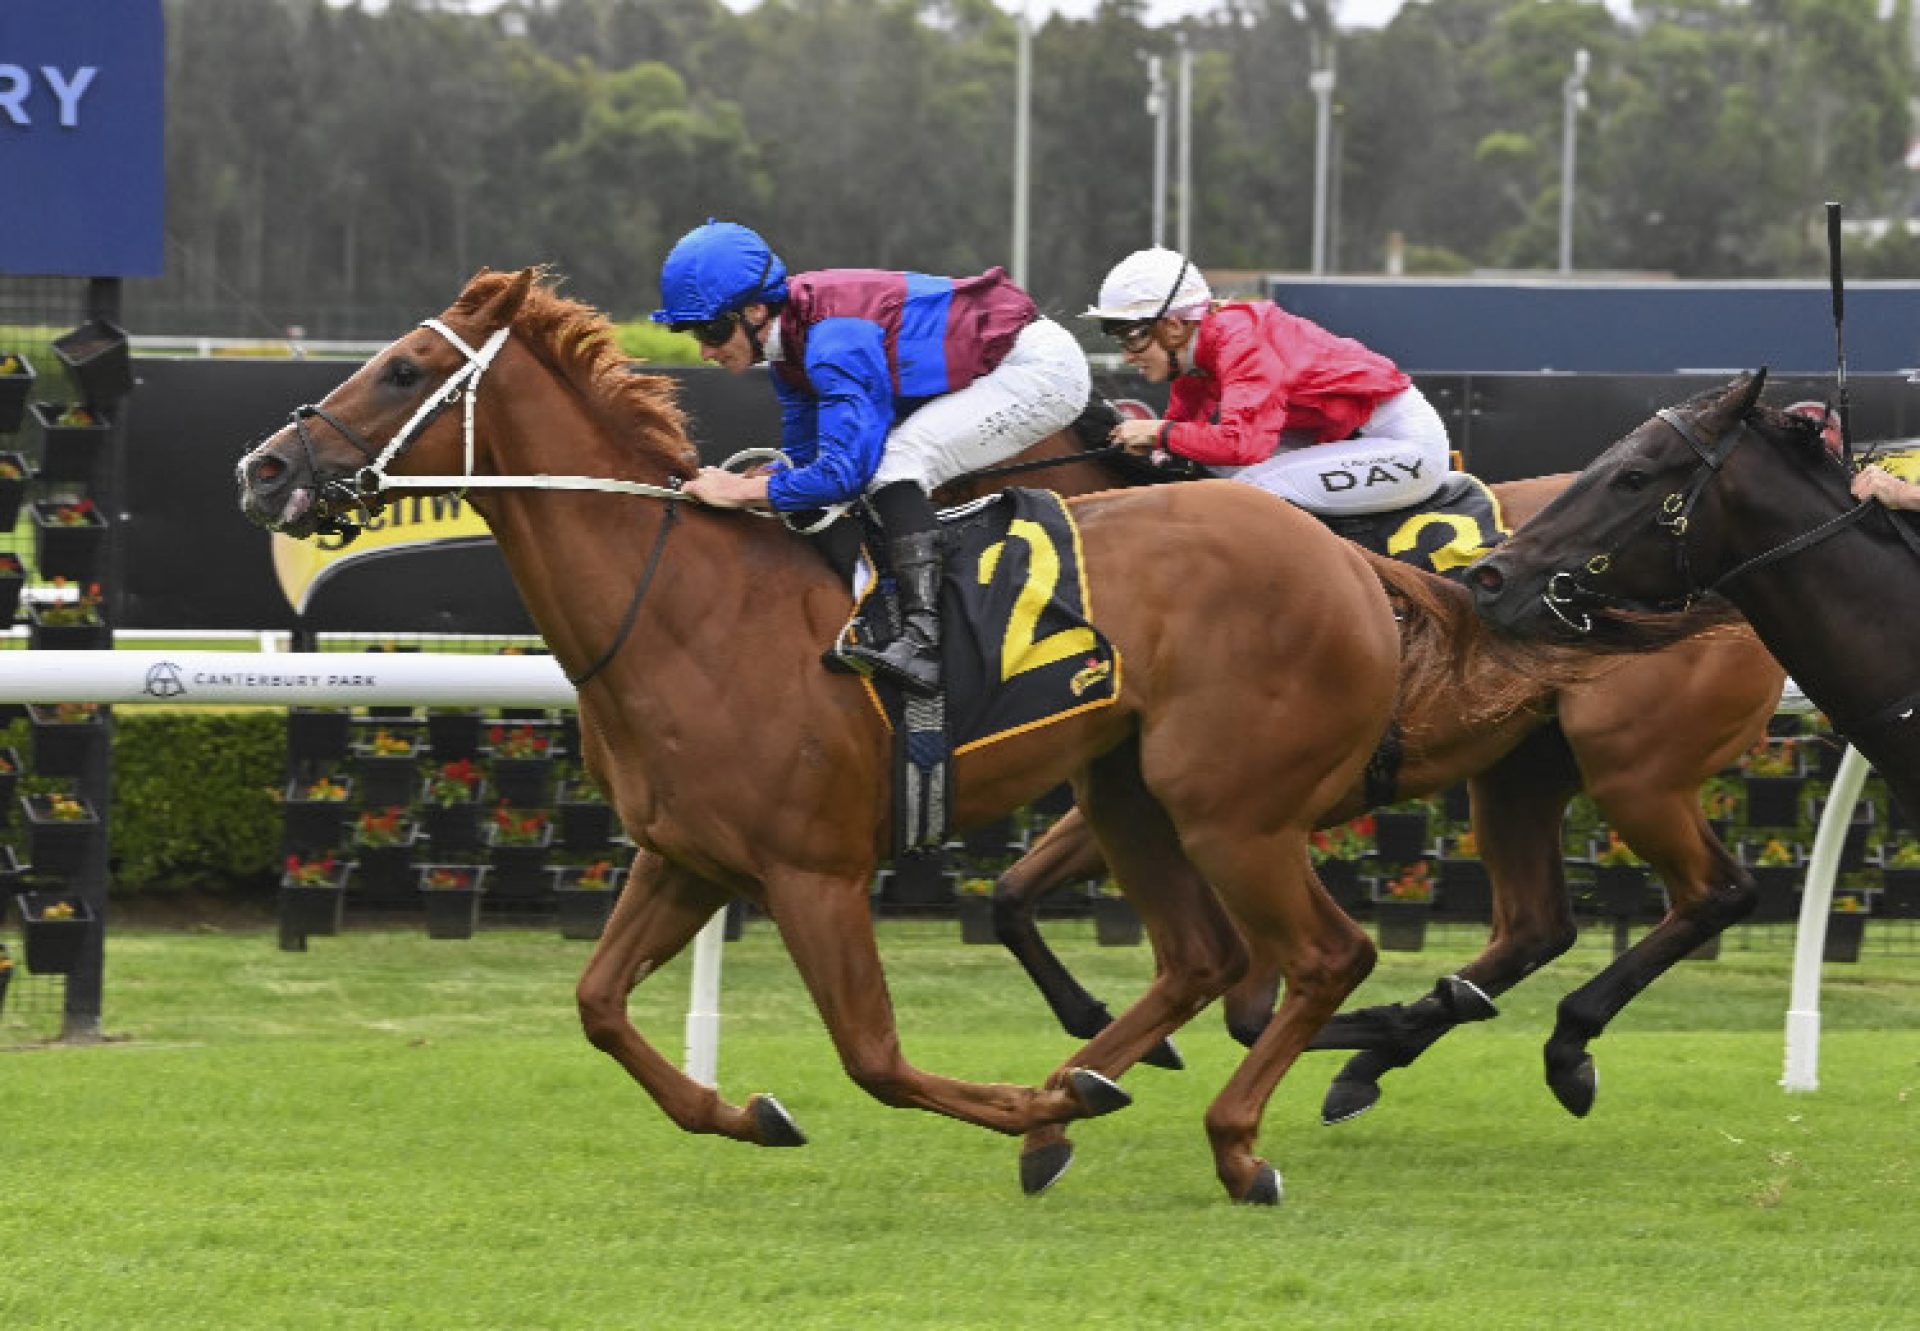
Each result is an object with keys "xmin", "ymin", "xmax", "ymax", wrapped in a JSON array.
[{"xmin": 651, "ymin": 221, "xmax": 790, "ymax": 324}]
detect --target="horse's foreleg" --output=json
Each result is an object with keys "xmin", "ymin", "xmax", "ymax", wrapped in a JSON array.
[
  {"xmin": 1017, "ymin": 745, "xmax": 1247, "ymax": 1194},
  {"xmin": 1542, "ymin": 789, "xmax": 1753, "ymax": 1117},
  {"xmin": 992, "ymin": 806, "xmax": 1183, "ymax": 1070},
  {"xmin": 576, "ymin": 850, "xmax": 798, "ymax": 1145},
  {"xmin": 1315, "ymin": 727, "xmax": 1583, "ymax": 1124},
  {"xmin": 764, "ymin": 868, "xmax": 1130, "ymax": 1135}
]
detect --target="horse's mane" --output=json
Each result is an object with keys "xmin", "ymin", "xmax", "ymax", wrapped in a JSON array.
[{"xmin": 452, "ymin": 268, "xmax": 700, "ymax": 474}]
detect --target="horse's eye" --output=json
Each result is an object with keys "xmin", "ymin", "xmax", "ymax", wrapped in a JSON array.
[
  {"xmin": 388, "ymin": 359, "xmax": 422, "ymax": 389},
  {"xmin": 1616, "ymin": 468, "xmax": 1651, "ymax": 493}
]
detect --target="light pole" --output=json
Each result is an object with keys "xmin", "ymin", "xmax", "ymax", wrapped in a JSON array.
[
  {"xmin": 1176, "ymin": 35, "xmax": 1192, "ymax": 255},
  {"xmin": 1012, "ymin": 5, "xmax": 1031, "ymax": 287},
  {"xmin": 1558, "ymin": 47, "xmax": 1590, "ymax": 276},
  {"xmin": 1309, "ymin": 55, "xmax": 1336, "ymax": 275},
  {"xmin": 1144, "ymin": 52, "xmax": 1169, "ymax": 246}
]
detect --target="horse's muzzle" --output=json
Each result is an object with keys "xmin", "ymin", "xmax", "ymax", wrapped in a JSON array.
[{"xmin": 237, "ymin": 438, "xmax": 319, "ymax": 535}]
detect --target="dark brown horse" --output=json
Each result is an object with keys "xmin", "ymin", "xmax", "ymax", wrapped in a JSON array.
[
  {"xmin": 235, "ymin": 268, "xmax": 1454, "ymax": 1205},
  {"xmin": 1469, "ymin": 370, "xmax": 1920, "ymax": 821},
  {"xmin": 939, "ymin": 411, "xmax": 1785, "ymax": 1125}
]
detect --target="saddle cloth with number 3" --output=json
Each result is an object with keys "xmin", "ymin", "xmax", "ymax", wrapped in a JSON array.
[{"xmin": 843, "ymin": 487, "xmax": 1123, "ymax": 754}]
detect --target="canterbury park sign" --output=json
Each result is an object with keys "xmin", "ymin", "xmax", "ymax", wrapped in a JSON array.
[
  {"xmin": 271, "ymin": 490, "xmax": 495, "ymax": 615},
  {"xmin": 0, "ymin": 0, "xmax": 164, "ymax": 277}
]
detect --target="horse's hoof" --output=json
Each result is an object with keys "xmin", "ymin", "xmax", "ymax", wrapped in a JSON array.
[
  {"xmin": 750, "ymin": 1094, "xmax": 808, "ymax": 1147},
  {"xmin": 1321, "ymin": 1074, "xmax": 1381, "ymax": 1126},
  {"xmin": 1141, "ymin": 1037, "xmax": 1184, "ymax": 1072},
  {"xmin": 1020, "ymin": 1140, "xmax": 1075, "ymax": 1195},
  {"xmin": 1546, "ymin": 1053, "xmax": 1598, "ymax": 1118},
  {"xmin": 1066, "ymin": 1067, "xmax": 1132, "ymax": 1117},
  {"xmin": 1237, "ymin": 1161, "xmax": 1284, "ymax": 1206}
]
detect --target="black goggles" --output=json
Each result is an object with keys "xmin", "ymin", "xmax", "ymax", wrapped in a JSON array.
[
  {"xmin": 1100, "ymin": 318, "xmax": 1159, "ymax": 353},
  {"xmin": 670, "ymin": 313, "xmax": 742, "ymax": 348}
]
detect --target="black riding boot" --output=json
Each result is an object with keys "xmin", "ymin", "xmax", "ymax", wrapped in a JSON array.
[{"xmin": 846, "ymin": 528, "xmax": 944, "ymax": 695}]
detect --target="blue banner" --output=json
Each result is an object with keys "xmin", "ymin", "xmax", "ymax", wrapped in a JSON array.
[{"xmin": 0, "ymin": 0, "xmax": 164, "ymax": 277}]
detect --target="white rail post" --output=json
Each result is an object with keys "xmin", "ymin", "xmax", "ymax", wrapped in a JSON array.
[{"xmin": 1782, "ymin": 742, "xmax": 1870, "ymax": 1092}]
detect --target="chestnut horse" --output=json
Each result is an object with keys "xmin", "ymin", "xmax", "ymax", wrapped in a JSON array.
[
  {"xmin": 236, "ymin": 268, "xmax": 1449, "ymax": 1205},
  {"xmin": 1469, "ymin": 370, "xmax": 1920, "ymax": 821},
  {"xmin": 939, "ymin": 414, "xmax": 1786, "ymax": 1124}
]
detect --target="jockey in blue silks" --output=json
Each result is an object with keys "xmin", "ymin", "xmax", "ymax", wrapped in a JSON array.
[{"xmin": 656, "ymin": 220, "xmax": 1090, "ymax": 695}]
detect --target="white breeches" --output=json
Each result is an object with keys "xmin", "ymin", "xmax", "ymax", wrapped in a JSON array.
[
  {"xmin": 1214, "ymin": 385, "xmax": 1452, "ymax": 516},
  {"xmin": 869, "ymin": 318, "xmax": 1092, "ymax": 494}
]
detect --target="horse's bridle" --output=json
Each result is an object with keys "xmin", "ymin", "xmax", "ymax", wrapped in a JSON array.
[
  {"xmin": 1540, "ymin": 405, "xmax": 1875, "ymax": 633},
  {"xmin": 279, "ymin": 316, "xmax": 689, "ymax": 688}
]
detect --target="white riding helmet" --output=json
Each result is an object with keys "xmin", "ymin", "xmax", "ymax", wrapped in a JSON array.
[{"xmin": 1082, "ymin": 247, "xmax": 1213, "ymax": 322}]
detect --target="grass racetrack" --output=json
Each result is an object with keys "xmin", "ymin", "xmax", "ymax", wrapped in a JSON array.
[{"xmin": 2, "ymin": 918, "xmax": 1916, "ymax": 1328}]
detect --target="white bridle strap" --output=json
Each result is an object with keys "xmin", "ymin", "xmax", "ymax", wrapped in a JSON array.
[{"xmin": 359, "ymin": 318, "xmax": 685, "ymax": 502}]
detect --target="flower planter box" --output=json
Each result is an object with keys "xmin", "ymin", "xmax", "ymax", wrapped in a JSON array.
[
  {"xmin": 19, "ymin": 793, "xmax": 101, "ymax": 879},
  {"xmin": 488, "ymin": 755, "xmax": 555, "ymax": 809},
  {"xmin": 278, "ymin": 867, "xmax": 347, "ymax": 949},
  {"xmin": 419, "ymin": 866, "xmax": 488, "ymax": 938},
  {"xmin": 287, "ymin": 707, "xmax": 352, "ymax": 763},
  {"xmin": 27, "ymin": 703, "xmax": 107, "ymax": 778},
  {"xmin": 349, "ymin": 825, "xmax": 420, "ymax": 904},
  {"xmin": 1372, "ymin": 808, "xmax": 1432, "ymax": 864},
  {"xmin": 1372, "ymin": 898, "xmax": 1431, "ymax": 952},
  {"xmin": 352, "ymin": 745, "xmax": 420, "ymax": 809},
  {"xmin": 28, "ymin": 402, "xmax": 110, "ymax": 486},
  {"xmin": 956, "ymin": 892, "xmax": 996, "ymax": 944},
  {"xmin": 281, "ymin": 777, "xmax": 354, "ymax": 853},
  {"xmin": 31, "ymin": 500, "xmax": 108, "ymax": 583},
  {"xmin": 556, "ymin": 783, "xmax": 615, "ymax": 851},
  {"xmin": 0, "ymin": 552, "xmax": 24, "ymax": 626},
  {"xmin": 52, "ymin": 317, "xmax": 133, "ymax": 404},
  {"xmin": 1878, "ymin": 865, "xmax": 1920, "ymax": 919},
  {"xmin": 1090, "ymin": 891, "xmax": 1143, "ymax": 946},
  {"xmin": 0, "ymin": 452, "xmax": 28, "ymax": 531},
  {"xmin": 1823, "ymin": 910, "xmax": 1867, "ymax": 963},
  {"xmin": 0, "ymin": 354, "xmax": 37, "ymax": 433},
  {"xmin": 426, "ymin": 709, "xmax": 483, "ymax": 761},
  {"xmin": 485, "ymin": 820, "xmax": 555, "ymax": 899},
  {"xmin": 552, "ymin": 865, "xmax": 625, "ymax": 939},
  {"xmin": 15, "ymin": 892, "xmax": 93, "ymax": 974},
  {"xmin": 1741, "ymin": 773, "xmax": 1805, "ymax": 828},
  {"xmin": 1441, "ymin": 782, "xmax": 1472, "ymax": 823},
  {"xmin": 420, "ymin": 792, "xmax": 485, "ymax": 853},
  {"xmin": 24, "ymin": 598, "xmax": 110, "ymax": 651},
  {"xmin": 1741, "ymin": 842, "xmax": 1803, "ymax": 922},
  {"xmin": 0, "ymin": 745, "xmax": 21, "ymax": 808}
]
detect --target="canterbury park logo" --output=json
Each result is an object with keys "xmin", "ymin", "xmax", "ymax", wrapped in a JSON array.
[
  {"xmin": 142, "ymin": 661, "xmax": 187, "ymax": 699},
  {"xmin": 270, "ymin": 492, "xmax": 492, "ymax": 613}
]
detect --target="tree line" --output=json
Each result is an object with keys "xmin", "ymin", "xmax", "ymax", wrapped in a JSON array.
[{"xmin": 133, "ymin": 0, "xmax": 1919, "ymax": 341}]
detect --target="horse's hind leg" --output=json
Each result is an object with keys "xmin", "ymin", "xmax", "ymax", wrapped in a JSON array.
[
  {"xmin": 991, "ymin": 806, "xmax": 1183, "ymax": 1069},
  {"xmin": 1015, "ymin": 741, "xmax": 1249, "ymax": 1194},
  {"xmin": 1315, "ymin": 726, "xmax": 1583, "ymax": 1123},
  {"xmin": 577, "ymin": 849, "xmax": 802, "ymax": 1146},
  {"xmin": 762, "ymin": 865, "xmax": 1131, "ymax": 1134}
]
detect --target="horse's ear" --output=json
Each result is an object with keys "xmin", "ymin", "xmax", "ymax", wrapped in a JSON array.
[
  {"xmin": 479, "ymin": 267, "xmax": 539, "ymax": 327},
  {"xmin": 1708, "ymin": 370, "xmax": 1768, "ymax": 428}
]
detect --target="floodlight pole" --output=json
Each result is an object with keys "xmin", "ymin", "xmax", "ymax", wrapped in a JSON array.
[
  {"xmin": 1012, "ymin": 6, "xmax": 1032, "ymax": 288},
  {"xmin": 1558, "ymin": 48, "xmax": 1590, "ymax": 275}
]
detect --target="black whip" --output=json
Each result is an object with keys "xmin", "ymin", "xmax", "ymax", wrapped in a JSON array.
[{"xmin": 1827, "ymin": 201, "xmax": 1857, "ymax": 471}]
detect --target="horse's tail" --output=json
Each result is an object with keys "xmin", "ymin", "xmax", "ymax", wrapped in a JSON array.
[{"xmin": 1361, "ymin": 552, "xmax": 1599, "ymax": 738}]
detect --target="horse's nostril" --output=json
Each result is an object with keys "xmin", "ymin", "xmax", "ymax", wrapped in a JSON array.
[
  {"xmin": 1470, "ymin": 565, "xmax": 1504, "ymax": 593},
  {"xmin": 251, "ymin": 455, "xmax": 286, "ymax": 487}
]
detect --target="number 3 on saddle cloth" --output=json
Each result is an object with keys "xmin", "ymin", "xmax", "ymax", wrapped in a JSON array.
[
  {"xmin": 831, "ymin": 489, "xmax": 1123, "ymax": 856},
  {"xmin": 1319, "ymin": 472, "xmax": 1510, "ymax": 578}
]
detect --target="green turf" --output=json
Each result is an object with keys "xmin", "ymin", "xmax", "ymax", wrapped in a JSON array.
[{"xmin": 1, "ymin": 921, "xmax": 1914, "ymax": 1329}]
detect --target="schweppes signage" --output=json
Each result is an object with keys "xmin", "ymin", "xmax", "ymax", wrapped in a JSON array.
[{"xmin": 271, "ymin": 491, "xmax": 493, "ymax": 614}]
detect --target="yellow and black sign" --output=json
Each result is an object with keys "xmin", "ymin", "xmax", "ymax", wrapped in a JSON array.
[{"xmin": 271, "ymin": 491, "xmax": 493, "ymax": 614}]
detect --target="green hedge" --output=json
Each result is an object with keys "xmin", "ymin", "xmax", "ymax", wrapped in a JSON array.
[{"xmin": 102, "ymin": 711, "xmax": 285, "ymax": 895}]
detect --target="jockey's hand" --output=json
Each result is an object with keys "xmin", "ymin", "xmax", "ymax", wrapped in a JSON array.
[
  {"xmin": 1851, "ymin": 464, "xmax": 1920, "ymax": 511},
  {"xmin": 1109, "ymin": 418, "xmax": 1164, "ymax": 455},
  {"xmin": 685, "ymin": 467, "xmax": 771, "ymax": 511}
]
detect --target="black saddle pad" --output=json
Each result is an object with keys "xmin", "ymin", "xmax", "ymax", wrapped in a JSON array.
[
  {"xmin": 1317, "ymin": 473, "xmax": 1511, "ymax": 579},
  {"xmin": 845, "ymin": 488, "xmax": 1122, "ymax": 750}
]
